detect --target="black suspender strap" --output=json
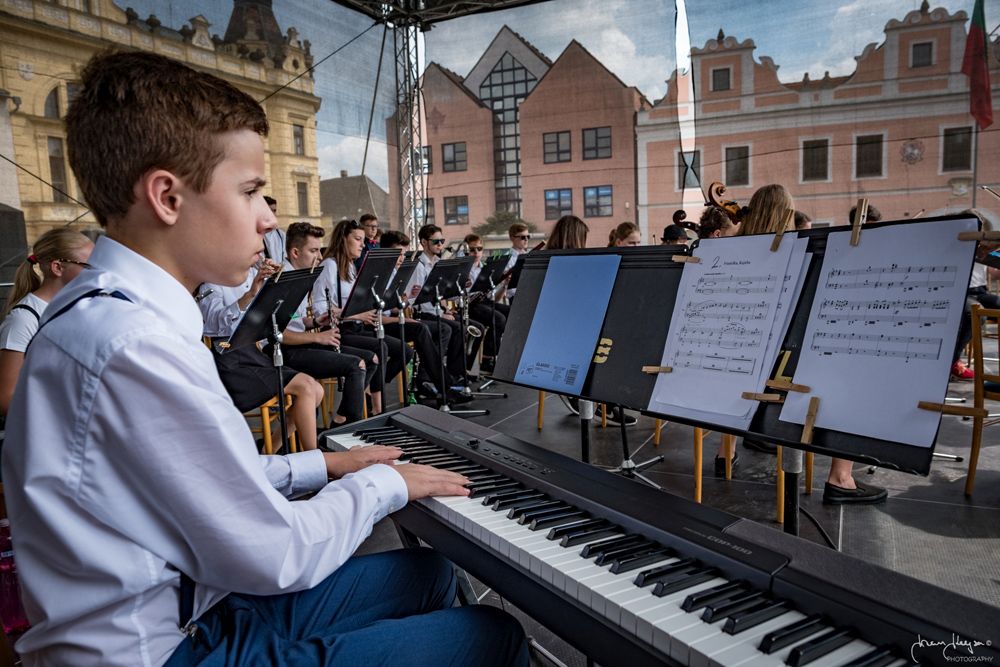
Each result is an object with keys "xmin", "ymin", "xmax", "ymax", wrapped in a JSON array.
[
  {"xmin": 9, "ymin": 304, "xmax": 40, "ymax": 322},
  {"xmin": 34, "ymin": 287, "xmax": 197, "ymax": 630}
]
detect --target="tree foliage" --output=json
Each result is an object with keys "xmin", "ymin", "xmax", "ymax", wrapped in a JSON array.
[{"xmin": 472, "ymin": 210, "xmax": 537, "ymax": 236}]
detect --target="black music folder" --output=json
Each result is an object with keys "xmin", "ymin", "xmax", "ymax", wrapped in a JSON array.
[
  {"xmin": 221, "ymin": 268, "xmax": 318, "ymax": 352},
  {"xmin": 470, "ymin": 254, "xmax": 509, "ymax": 294},
  {"xmin": 383, "ymin": 259, "xmax": 419, "ymax": 309},
  {"xmin": 340, "ymin": 250, "xmax": 400, "ymax": 319},
  {"xmin": 413, "ymin": 257, "xmax": 474, "ymax": 306}
]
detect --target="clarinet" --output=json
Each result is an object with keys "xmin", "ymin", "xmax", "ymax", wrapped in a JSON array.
[{"xmin": 324, "ymin": 286, "xmax": 341, "ymax": 353}]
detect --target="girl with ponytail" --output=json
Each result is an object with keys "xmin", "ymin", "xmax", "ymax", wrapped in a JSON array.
[{"xmin": 0, "ymin": 229, "xmax": 93, "ymax": 413}]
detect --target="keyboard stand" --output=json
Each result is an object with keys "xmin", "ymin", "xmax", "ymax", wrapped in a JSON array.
[{"xmin": 607, "ymin": 404, "xmax": 663, "ymax": 489}]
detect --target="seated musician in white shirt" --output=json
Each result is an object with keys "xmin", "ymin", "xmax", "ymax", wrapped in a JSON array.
[{"xmin": 1, "ymin": 50, "xmax": 527, "ymax": 667}]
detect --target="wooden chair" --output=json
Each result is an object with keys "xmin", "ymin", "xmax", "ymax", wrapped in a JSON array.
[
  {"xmin": 967, "ymin": 304, "xmax": 1000, "ymax": 495},
  {"xmin": 245, "ymin": 394, "xmax": 297, "ymax": 455}
]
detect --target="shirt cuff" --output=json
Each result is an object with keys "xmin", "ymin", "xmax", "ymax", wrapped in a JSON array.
[
  {"xmin": 286, "ymin": 449, "xmax": 329, "ymax": 496},
  {"xmin": 348, "ymin": 463, "xmax": 408, "ymax": 523}
]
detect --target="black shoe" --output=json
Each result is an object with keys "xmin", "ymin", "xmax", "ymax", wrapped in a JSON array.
[
  {"xmin": 714, "ymin": 450, "xmax": 740, "ymax": 477},
  {"xmin": 558, "ymin": 395, "xmax": 580, "ymax": 416},
  {"xmin": 447, "ymin": 389, "xmax": 474, "ymax": 404},
  {"xmin": 743, "ymin": 438, "xmax": 778, "ymax": 454},
  {"xmin": 480, "ymin": 357, "xmax": 496, "ymax": 374},
  {"xmin": 606, "ymin": 406, "xmax": 637, "ymax": 427},
  {"xmin": 822, "ymin": 479, "xmax": 888, "ymax": 505}
]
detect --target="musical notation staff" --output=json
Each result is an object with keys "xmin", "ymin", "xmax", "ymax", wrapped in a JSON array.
[
  {"xmin": 670, "ymin": 350, "xmax": 756, "ymax": 374},
  {"xmin": 825, "ymin": 263, "xmax": 957, "ymax": 292},
  {"xmin": 683, "ymin": 300, "xmax": 769, "ymax": 323},
  {"xmin": 810, "ymin": 331, "xmax": 942, "ymax": 361},
  {"xmin": 676, "ymin": 323, "xmax": 764, "ymax": 350},
  {"xmin": 693, "ymin": 274, "xmax": 779, "ymax": 295},
  {"xmin": 817, "ymin": 298, "xmax": 949, "ymax": 326}
]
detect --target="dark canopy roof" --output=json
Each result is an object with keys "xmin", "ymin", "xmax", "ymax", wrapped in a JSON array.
[{"xmin": 330, "ymin": 0, "xmax": 551, "ymax": 27}]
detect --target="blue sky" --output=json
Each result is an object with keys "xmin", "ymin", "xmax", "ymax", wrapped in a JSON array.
[{"xmin": 120, "ymin": 0, "xmax": 997, "ymax": 189}]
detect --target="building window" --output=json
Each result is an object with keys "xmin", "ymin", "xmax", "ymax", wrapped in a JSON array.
[
  {"xmin": 942, "ymin": 127, "xmax": 972, "ymax": 172},
  {"xmin": 582, "ymin": 127, "xmax": 612, "ymax": 160},
  {"xmin": 802, "ymin": 139, "xmax": 829, "ymax": 182},
  {"xmin": 421, "ymin": 146, "xmax": 432, "ymax": 174},
  {"xmin": 543, "ymin": 131, "xmax": 571, "ymax": 163},
  {"xmin": 725, "ymin": 146, "xmax": 749, "ymax": 186},
  {"xmin": 544, "ymin": 188, "xmax": 573, "ymax": 220},
  {"xmin": 711, "ymin": 67, "xmax": 731, "ymax": 92},
  {"xmin": 66, "ymin": 82, "xmax": 80, "ymax": 107},
  {"xmin": 583, "ymin": 185, "xmax": 613, "ymax": 217},
  {"xmin": 443, "ymin": 196, "xmax": 469, "ymax": 225},
  {"xmin": 911, "ymin": 42, "xmax": 933, "ymax": 68},
  {"xmin": 676, "ymin": 150, "xmax": 701, "ymax": 189},
  {"xmin": 292, "ymin": 124, "xmax": 305, "ymax": 155},
  {"xmin": 297, "ymin": 182, "xmax": 308, "ymax": 216},
  {"xmin": 47, "ymin": 137, "xmax": 69, "ymax": 203},
  {"xmin": 442, "ymin": 142, "xmax": 467, "ymax": 172},
  {"xmin": 43, "ymin": 88, "xmax": 59, "ymax": 119},
  {"xmin": 423, "ymin": 197, "xmax": 435, "ymax": 225},
  {"xmin": 855, "ymin": 134, "xmax": 884, "ymax": 178}
]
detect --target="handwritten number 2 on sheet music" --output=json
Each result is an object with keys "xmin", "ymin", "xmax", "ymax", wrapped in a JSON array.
[{"xmin": 712, "ymin": 256, "xmax": 722, "ymax": 269}]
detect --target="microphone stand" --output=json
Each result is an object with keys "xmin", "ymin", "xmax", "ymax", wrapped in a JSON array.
[
  {"xmin": 268, "ymin": 303, "xmax": 291, "ymax": 453},
  {"xmin": 459, "ymin": 282, "xmax": 505, "ymax": 402},
  {"xmin": 476, "ymin": 273, "xmax": 507, "ymax": 397},
  {"xmin": 370, "ymin": 277, "xmax": 388, "ymax": 414},
  {"xmin": 395, "ymin": 291, "xmax": 413, "ymax": 407}
]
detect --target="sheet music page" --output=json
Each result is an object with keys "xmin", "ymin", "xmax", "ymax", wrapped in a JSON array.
[
  {"xmin": 780, "ymin": 218, "xmax": 978, "ymax": 447},
  {"xmin": 648, "ymin": 235, "xmax": 808, "ymax": 426}
]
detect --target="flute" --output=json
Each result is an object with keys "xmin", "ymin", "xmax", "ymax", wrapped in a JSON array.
[{"xmin": 324, "ymin": 286, "xmax": 341, "ymax": 353}]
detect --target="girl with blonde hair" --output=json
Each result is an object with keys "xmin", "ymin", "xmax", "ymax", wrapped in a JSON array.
[{"xmin": 0, "ymin": 228, "xmax": 94, "ymax": 413}]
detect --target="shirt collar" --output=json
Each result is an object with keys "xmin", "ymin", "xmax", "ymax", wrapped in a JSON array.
[{"xmin": 54, "ymin": 236, "xmax": 205, "ymax": 343}]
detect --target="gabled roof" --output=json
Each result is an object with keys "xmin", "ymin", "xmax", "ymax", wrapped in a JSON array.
[
  {"xmin": 463, "ymin": 25, "xmax": 551, "ymax": 93},
  {"xmin": 423, "ymin": 62, "xmax": 487, "ymax": 108},
  {"xmin": 530, "ymin": 39, "xmax": 652, "ymax": 108}
]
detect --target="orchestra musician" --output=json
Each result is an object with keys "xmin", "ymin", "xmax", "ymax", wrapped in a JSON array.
[
  {"xmin": 607, "ymin": 222, "xmax": 641, "ymax": 247},
  {"xmin": 464, "ymin": 233, "xmax": 510, "ymax": 373}
]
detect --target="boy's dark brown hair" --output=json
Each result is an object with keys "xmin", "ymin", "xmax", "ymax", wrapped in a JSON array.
[
  {"xmin": 286, "ymin": 222, "xmax": 325, "ymax": 253},
  {"xmin": 66, "ymin": 50, "xmax": 269, "ymax": 227}
]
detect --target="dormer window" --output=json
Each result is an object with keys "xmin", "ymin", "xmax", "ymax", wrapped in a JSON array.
[
  {"xmin": 711, "ymin": 67, "xmax": 731, "ymax": 92},
  {"xmin": 911, "ymin": 42, "xmax": 933, "ymax": 68}
]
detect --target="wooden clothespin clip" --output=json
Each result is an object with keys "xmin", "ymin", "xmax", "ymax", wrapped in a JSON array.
[
  {"xmin": 672, "ymin": 255, "xmax": 701, "ymax": 264},
  {"xmin": 916, "ymin": 400, "xmax": 989, "ymax": 419},
  {"xmin": 741, "ymin": 392, "xmax": 784, "ymax": 403},
  {"xmin": 957, "ymin": 230, "xmax": 1000, "ymax": 242},
  {"xmin": 642, "ymin": 365, "xmax": 673, "ymax": 374},
  {"xmin": 801, "ymin": 396, "xmax": 820, "ymax": 445},
  {"xmin": 765, "ymin": 379, "xmax": 811, "ymax": 393},
  {"xmin": 769, "ymin": 209, "xmax": 794, "ymax": 252},
  {"xmin": 851, "ymin": 198, "xmax": 868, "ymax": 247}
]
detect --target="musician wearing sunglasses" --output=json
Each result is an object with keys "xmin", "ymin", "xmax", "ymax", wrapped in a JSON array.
[
  {"xmin": 405, "ymin": 224, "xmax": 486, "ymax": 386},
  {"xmin": 464, "ymin": 233, "xmax": 509, "ymax": 374},
  {"xmin": 501, "ymin": 222, "xmax": 532, "ymax": 301}
]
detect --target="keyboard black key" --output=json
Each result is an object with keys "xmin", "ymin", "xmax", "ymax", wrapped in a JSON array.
[
  {"xmin": 547, "ymin": 519, "xmax": 610, "ymax": 541},
  {"xmin": 759, "ymin": 614, "xmax": 825, "ymax": 654},
  {"xmin": 468, "ymin": 481, "xmax": 520, "ymax": 499},
  {"xmin": 594, "ymin": 541, "xmax": 656, "ymax": 566},
  {"xmin": 464, "ymin": 471, "xmax": 502, "ymax": 481},
  {"xmin": 786, "ymin": 627, "xmax": 853, "ymax": 667},
  {"xmin": 634, "ymin": 558, "xmax": 698, "ymax": 587},
  {"xmin": 609, "ymin": 548, "xmax": 673, "ymax": 575},
  {"xmin": 493, "ymin": 493, "xmax": 546, "ymax": 511},
  {"xmin": 529, "ymin": 510, "xmax": 587, "ymax": 531},
  {"xmin": 463, "ymin": 476, "xmax": 507, "ymax": 490},
  {"xmin": 723, "ymin": 600, "xmax": 791, "ymax": 635},
  {"xmin": 842, "ymin": 645, "xmax": 898, "ymax": 667},
  {"xmin": 559, "ymin": 525, "xmax": 620, "ymax": 547},
  {"xmin": 507, "ymin": 500, "xmax": 561, "ymax": 520},
  {"xmin": 652, "ymin": 568, "xmax": 719, "ymax": 597},
  {"xmin": 516, "ymin": 503, "xmax": 573, "ymax": 525},
  {"xmin": 580, "ymin": 534, "xmax": 643, "ymax": 558},
  {"xmin": 436, "ymin": 462, "xmax": 485, "ymax": 473},
  {"xmin": 700, "ymin": 591, "xmax": 765, "ymax": 623},
  {"xmin": 483, "ymin": 488, "xmax": 534, "ymax": 505},
  {"xmin": 412, "ymin": 454, "xmax": 463, "ymax": 465},
  {"xmin": 681, "ymin": 580, "xmax": 745, "ymax": 612}
]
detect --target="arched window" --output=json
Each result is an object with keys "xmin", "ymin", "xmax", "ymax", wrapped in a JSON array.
[{"xmin": 43, "ymin": 88, "xmax": 59, "ymax": 119}]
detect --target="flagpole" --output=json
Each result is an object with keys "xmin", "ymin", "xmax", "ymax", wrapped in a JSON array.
[{"xmin": 971, "ymin": 123, "xmax": 979, "ymax": 208}]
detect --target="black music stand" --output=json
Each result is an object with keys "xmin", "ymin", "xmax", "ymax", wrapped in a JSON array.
[
  {"xmin": 340, "ymin": 250, "xmax": 402, "ymax": 407},
  {"xmin": 383, "ymin": 259, "xmax": 419, "ymax": 405},
  {"xmin": 414, "ymin": 257, "xmax": 487, "ymax": 417},
  {"xmin": 468, "ymin": 255, "xmax": 510, "ymax": 392},
  {"xmin": 219, "ymin": 268, "xmax": 319, "ymax": 453}
]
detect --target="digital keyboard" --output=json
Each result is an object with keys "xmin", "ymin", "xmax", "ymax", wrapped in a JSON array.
[{"xmin": 323, "ymin": 405, "xmax": 999, "ymax": 667}]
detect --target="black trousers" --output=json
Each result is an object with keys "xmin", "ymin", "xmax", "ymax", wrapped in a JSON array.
[
  {"xmin": 470, "ymin": 301, "xmax": 509, "ymax": 359},
  {"xmin": 281, "ymin": 345, "xmax": 366, "ymax": 424},
  {"xmin": 417, "ymin": 313, "xmax": 474, "ymax": 383},
  {"xmin": 341, "ymin": 324, "xmax": 412, "ymax": 392},
  {"xmin": 391, "ymin": 319, "xmax": 452, "ymax": 388}
]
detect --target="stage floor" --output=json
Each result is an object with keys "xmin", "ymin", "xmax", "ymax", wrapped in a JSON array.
[{"xmin": 356, "ymin": 362, "xmax": 1000, "ymax": 666}]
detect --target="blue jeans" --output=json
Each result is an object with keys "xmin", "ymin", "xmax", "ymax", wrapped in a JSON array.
[{"xmin": 166, "ymin": 548, "xmax": 528, "ymax": 666}]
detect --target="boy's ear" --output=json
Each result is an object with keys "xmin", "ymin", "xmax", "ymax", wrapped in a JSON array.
[{"xmin": 140, "ymin": 169, "xmax": 184, "ymax": 226}]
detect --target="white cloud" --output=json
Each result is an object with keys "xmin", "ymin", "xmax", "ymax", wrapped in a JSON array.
[
  {"xmin": 583, "ymin": 26, "xmax": 671, "ymax": 100},
  {"xmin": 318, "ymin": 135, "xmax": 389, "ymax": 191}
]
